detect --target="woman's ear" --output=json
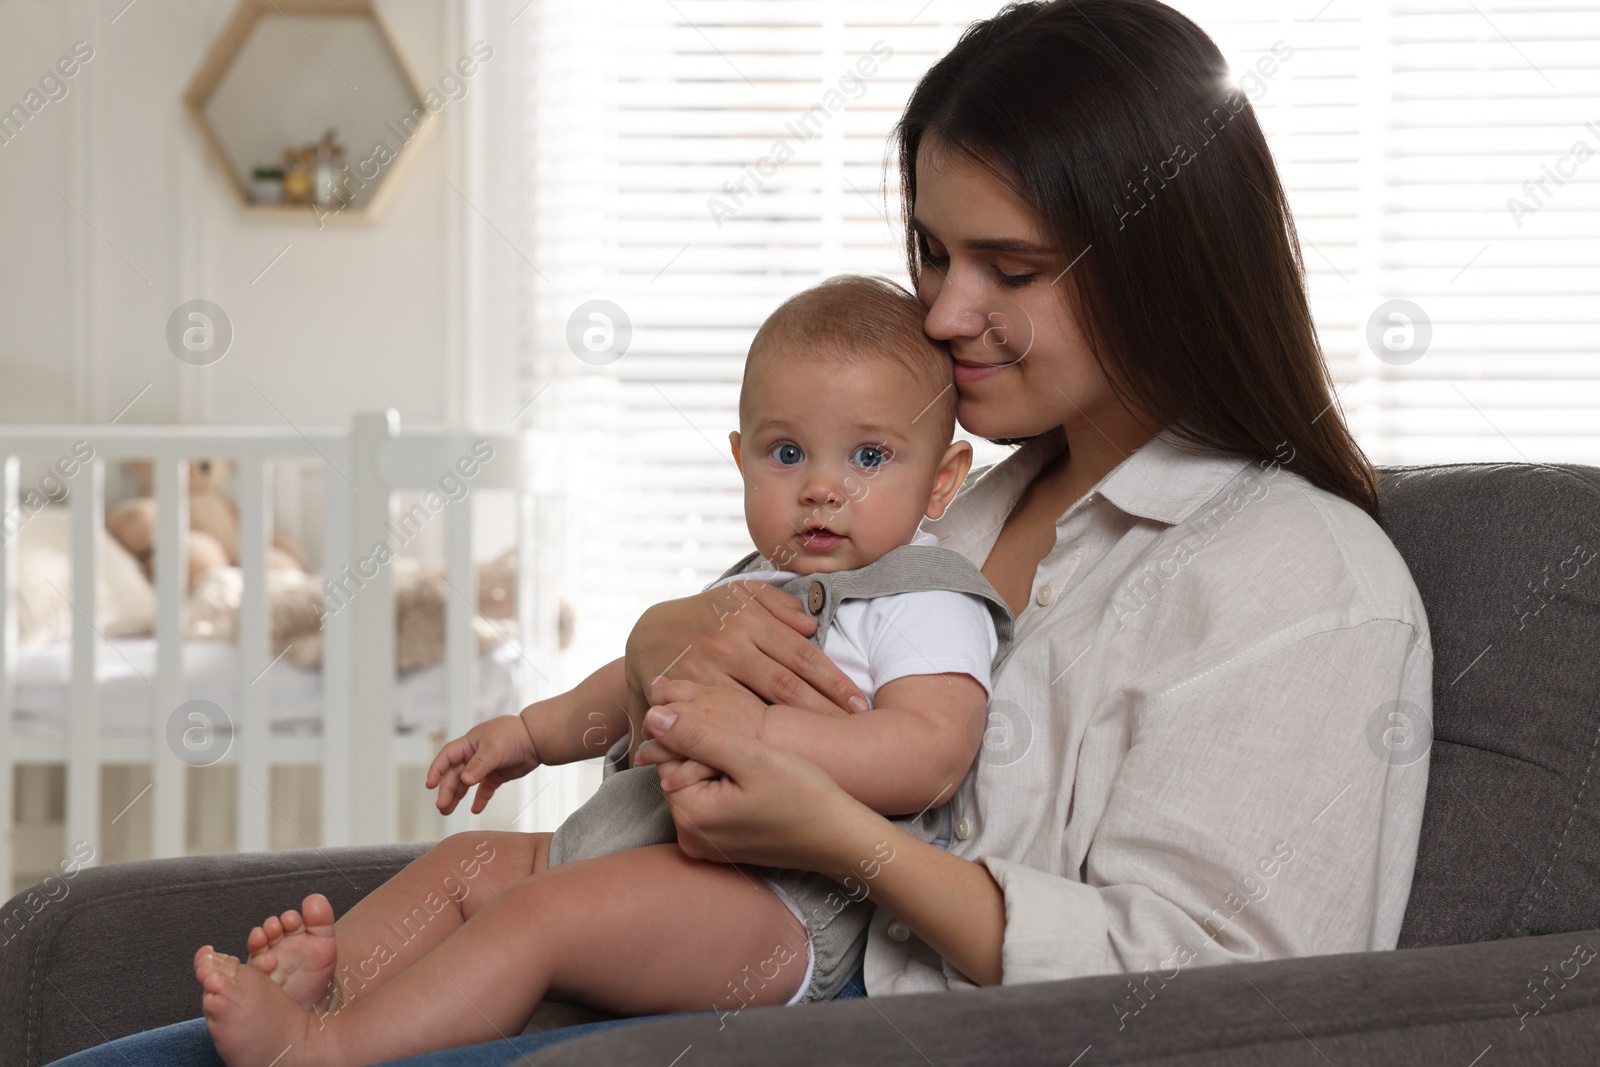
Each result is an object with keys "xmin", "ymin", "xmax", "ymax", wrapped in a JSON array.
[
  {"xmin": 729, "ymin": 430, "xmax": 743, "ymax": 472},
  {"xmin": 925, "ymin": 440, "xmax": 973, "ymax": 520}
]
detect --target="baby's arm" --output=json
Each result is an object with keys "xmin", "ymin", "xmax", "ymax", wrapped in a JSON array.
[
  {"xmin": 430, "ymin": 658, "xmax": 633, "ymax": 813},
  {"xmin": 648, "ymin": 673, "xmax": 987, "ymax": 818},
  {"xmin": 754, "ymin": 674, "xmax": 987, "ymax": 815},
  {"xmin": 517, "ymin": 657, "xmax": 632, "ymax": 765}
]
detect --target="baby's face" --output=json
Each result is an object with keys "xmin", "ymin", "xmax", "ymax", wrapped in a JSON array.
[{"xmin": 732, "ymin": 351, "xmax": 958, "ymax": 574}]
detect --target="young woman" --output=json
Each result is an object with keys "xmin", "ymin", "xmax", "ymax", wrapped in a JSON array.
[{"xmin": 49, "ymin": 1, "xmax": 1430, "ymax": 1063}]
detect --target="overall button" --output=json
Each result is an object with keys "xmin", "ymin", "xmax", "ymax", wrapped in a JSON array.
[
  {"xmin": 955, "ymin": 817, "xmax": 973, "ymax": 841},
  {"xmin": 808, "ymin": 581, "xmax": 825, "ymax": 614},
  {"xmin": 886, "ymin": 920, "xmax": 911, "ymax": 942},
  {"xmin": 1037, "ymin": 584, "xmax": 1054, "ymax": 606}
]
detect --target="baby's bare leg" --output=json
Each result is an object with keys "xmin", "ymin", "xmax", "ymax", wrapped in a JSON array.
[
  {"xmin": 247, "ymin": 830, "xmax": 549, "ymax": 1012},
  {"xmin": 201, "ymin": 844, "xmax": 809, "ymax": 1067}
]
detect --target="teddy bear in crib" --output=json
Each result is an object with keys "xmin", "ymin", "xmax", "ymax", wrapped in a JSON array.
[
  {"xmin": 105, "ymin": 457, "xmax": 308, "ymax": 593},
  {"xmin": 106, "ymin": 458, "xmax": 574, "ymax": 672}
]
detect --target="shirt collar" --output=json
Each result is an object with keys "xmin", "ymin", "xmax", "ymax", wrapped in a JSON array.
[
  {"xmin": 925, "ymin": 421, "xmax": 1256, "ymax": 558},
  {"xmin": 1096, "ymin": 422, "xmax": 1256, "ymax": 526}
]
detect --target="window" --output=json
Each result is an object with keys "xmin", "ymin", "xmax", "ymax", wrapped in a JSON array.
[{"xmin": 505, "ymin": 0, "xmax": 1600, "ymax": 684}]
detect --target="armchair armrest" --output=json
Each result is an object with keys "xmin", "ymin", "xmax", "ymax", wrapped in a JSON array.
[
  {"xmin": 543, "ymin": 932, "xmax": 1600, "ymax": 1066},
  {"xmin": 0, "ymin": 843, "xmax": 430, "ymax": 1067}
]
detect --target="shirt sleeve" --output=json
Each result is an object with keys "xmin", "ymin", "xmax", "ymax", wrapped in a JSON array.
[
  {"xmin": 858, "ymin": 589, "xmax": 1001, "ymax": 696},
  {"xmin": 978, "ymin": 614, "xmax": 1433, "ymax": 987}
]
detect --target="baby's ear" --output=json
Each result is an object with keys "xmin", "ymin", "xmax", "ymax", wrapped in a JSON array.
[
  {"xmin": 728, "ymin": 430, "xmax": 743, "ymax": 472},
  {"xmin": 926, "ymin": 440, "xmax": 973, "ymax": 519}
]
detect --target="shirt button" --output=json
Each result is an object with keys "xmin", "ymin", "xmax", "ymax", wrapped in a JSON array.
[
  {"xmin": 955, "ymin": 817, "xmax": 972, "ymax": 841},
  {"xmin": 807, "ymin": 581, "xmax": 825, "ymax": 613},
  {"xmin": 886, "ymin": 920, "xmax": 911, "ymax": 942},
  {"xmin": 1037, "ymin": 584, "xmax": 1054, "ymax": 607}
]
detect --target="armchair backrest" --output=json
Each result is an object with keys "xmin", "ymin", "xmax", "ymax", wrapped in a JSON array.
[{"xmin": 1380, "ymin": 462, "xmax": 1600, "ymax": 947}]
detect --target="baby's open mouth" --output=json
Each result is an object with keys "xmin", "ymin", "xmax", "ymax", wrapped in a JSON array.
[{"xmin": 797, "ymin": 525, "xmax": 847, "ymax": 549}]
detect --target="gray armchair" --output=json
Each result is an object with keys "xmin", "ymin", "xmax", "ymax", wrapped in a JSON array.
[{"xmin": 6, "ymin": 461, "xmax": 1600, "ymax": 1065}]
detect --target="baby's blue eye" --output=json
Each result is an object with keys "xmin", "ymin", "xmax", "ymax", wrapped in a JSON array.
[
  {"xmin": 851, "ymin": 445, "xmax": 890, "ymax": 469},
  {"xmin": 771, "ymin": 442, "xmax": 804, "ymax": 465}
]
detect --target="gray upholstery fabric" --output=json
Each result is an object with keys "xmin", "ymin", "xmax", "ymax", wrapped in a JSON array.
[
  {"xmin": 0, "ymin": 842, "xmax": 430, "ymax": 1067},
  {"xmin": 4, "ymin": 460, "xmax": 1599, "ymax": 1066},
  {"xmin": 1380, "ymin": 463, "xmax": 1600, "ymax": 946},
  {"xmin": 542, "ymin": 930, "xmax": 1600, "ymax": 1066}
]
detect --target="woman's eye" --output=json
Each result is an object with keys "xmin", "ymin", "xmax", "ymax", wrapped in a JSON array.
[
  {"xmin": 996, "ymin": 268, "xmax": 1036, "ymax": 289},
  {"xmin": 851, "ymin": 445, "xmax": 890, "ymax": 469},
  {"xmin": 918, "ymin": 235, "xmax": 949, "ymax": 267},
  {"xmin": 771, "ymin": 442, "xmax": 804, "ymax": 465}
]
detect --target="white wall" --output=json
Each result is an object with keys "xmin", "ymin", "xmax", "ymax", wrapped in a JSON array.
[{"xmin": 0, "ymin": 0, "xmax": 485, "ymax": 432}]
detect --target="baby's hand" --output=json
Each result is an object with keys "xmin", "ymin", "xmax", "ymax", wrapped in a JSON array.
[
  {"xmin": 634, "ymin": 738, "xmax": 723, "ymax": 792},
  {"xmin": 426, "ymin": 715, "xmax": 541, "ymax": 815}
]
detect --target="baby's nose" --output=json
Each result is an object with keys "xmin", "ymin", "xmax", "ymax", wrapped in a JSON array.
[{"xmin": 799, "ymin": 473, "xmax": 844, "ymax": 507}]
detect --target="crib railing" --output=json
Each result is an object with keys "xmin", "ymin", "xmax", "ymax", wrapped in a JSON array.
[{"xmin": 0, "ymin": 410, "xmax": 556, "ymax": 892}]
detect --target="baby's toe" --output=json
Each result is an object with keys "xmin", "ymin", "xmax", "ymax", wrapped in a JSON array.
[
  {"xmin": 260, "ymin": 915, "xmax": 283, "ymax": 944},
  {"xmin": 195, "ymin": 948, "xmax": 239, "ymax": 995},
  {"xmin": 248, "ymin": 949, "xmax": 278, "ymax": 974},
  {"xmin": 278, "ymin": 908, "xmax": 304, "ymax": 936},
  {"xmin": 300, "ymin": 893, "xmax": 335, "ymax": 930}
]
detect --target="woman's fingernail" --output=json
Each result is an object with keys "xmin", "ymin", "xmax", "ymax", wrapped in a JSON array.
[
  {"xmin": 646, "ymin": 706, "xmax": 678, "ymax": 732},
  {"xmin": 848, "ymin": 695, "xmax": 869, "ymax": 714}
]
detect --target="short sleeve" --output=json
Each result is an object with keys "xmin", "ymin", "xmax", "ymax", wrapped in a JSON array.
[
  {"xmin": 856, "ymin": 589, "xmax": 1001, "ymax": 697},
  {"xmin": 978, "ymin": 615, "xmax": 1432, "ymax": 987}
]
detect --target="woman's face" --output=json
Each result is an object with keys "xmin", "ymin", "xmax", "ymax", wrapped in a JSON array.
[{"xmin": 912, "ymin": 135, "xmax": 1127, "ymax": 443}]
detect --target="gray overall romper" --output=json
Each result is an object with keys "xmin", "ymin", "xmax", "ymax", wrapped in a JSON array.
[{"xmin": 545, "ymin": 542, "xmax": 1015, "ymax": 1003}]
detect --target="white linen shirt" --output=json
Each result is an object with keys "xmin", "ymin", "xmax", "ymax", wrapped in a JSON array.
[{"xmin": 861, "ymin": 422, "xmax": 1434, "ymax": 997}]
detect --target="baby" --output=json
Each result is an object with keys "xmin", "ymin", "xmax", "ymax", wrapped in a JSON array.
[{"xmin": 192, "ymin": 274, "xmax": 1015, "ymax": 1066}]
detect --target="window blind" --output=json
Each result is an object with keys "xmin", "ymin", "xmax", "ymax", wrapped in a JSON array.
[
  {"xmin": 513, "ymin": 1, "xmax": 1014, "ymax": 677},
  {"xmin": 510, "ymin": 0, "xmax": 1600, "ymax": 679},
  {"xmin": 1170, "ymin": 0, "xmax": 1600, "ymax": 465}
]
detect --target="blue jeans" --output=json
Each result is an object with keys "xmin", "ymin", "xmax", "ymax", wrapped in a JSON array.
[{"xmin": 46, "ymin": 958, "xmax": 868, "ymax": 1066}]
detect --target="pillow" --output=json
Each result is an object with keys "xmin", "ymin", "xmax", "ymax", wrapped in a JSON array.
[{"xmin": 14, "ymin": 507, "xmax": 157, "ymax": 647}]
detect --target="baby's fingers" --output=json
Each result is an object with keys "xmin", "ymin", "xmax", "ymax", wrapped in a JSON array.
[
  {"xmin": 426, "ymin": 735, "xmax": 475, "ymax": 788},
  {"xmin": 470, "ymin": 779, "xmax": 501, "ymax": 815},
  {"xmin": 659, "ymin": 758, "xmax": 720, "ymax": 793},
  {"xmin": 434, "ymin": 765, "xmax": 467, "ymax": 813},
  {"xmin": 459, "ymin": 742, "xmax": 502, "ymax": 786}
]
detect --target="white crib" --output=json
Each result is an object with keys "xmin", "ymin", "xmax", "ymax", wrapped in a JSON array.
[{"xmin": 0, "ymin": 410, "xmax": 577, "ymax": 893}]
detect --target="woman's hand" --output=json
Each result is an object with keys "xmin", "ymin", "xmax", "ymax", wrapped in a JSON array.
[
  {"xmin": 636, "ymin": 676, "xmax": 768, "ymax": 790},
  {"xmin": 641, "ymin": 700, "xmax": 1008, "ymax": 986},
  {"xmin": 646, "ymin": 677, "xmax": 768, "ymax": 739},
  {"xmin": 633, "ymin": 703, "xmax": 871, "ymax": 874},
  {"xmin": 425, "ymin": 715, "xmax": 541, "ymax": 816},
  {"xmin": 623, "ymin": 581, "xmax": 869, "ymax": 718}
]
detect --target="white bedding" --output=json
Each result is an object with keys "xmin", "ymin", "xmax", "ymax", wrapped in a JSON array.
[{"xmin": 9, "ymin": 637, "xmax": 526, "ymax": 741}]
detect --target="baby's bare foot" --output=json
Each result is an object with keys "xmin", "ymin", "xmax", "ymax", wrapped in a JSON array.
[
  {"xmin": 245, "ymin": 894, "xmax": 338, "ymax": 1012},
  {"xmin": 195, "ymin": 945, "xmax": 326, "ymax": 1066}
]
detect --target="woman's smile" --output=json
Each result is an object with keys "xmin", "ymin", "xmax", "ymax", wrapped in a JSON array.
[{"xmin": 952, "ymin": 358, "xmax": 1019, "ymax": 385}]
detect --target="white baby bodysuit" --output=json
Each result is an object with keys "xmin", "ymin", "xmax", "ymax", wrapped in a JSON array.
[{"xmin": 708, "ymin": 530, "xmax": 1001, "ymax": 704}]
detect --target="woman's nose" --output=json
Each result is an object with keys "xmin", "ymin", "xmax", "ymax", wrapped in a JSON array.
[{"xmin": 921, "ymin": 272, "xmax": 986, "ymax": 343}]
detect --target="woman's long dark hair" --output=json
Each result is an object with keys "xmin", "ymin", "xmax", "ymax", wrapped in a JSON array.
[{"xmin": 893, "ymin": 0, "xmax": 1381, "ymax": 520}]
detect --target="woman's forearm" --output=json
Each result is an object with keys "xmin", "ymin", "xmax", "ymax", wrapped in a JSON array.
[{"xmin": 825, "ymin": 803, "xmax": 1007, "ymax": 987}]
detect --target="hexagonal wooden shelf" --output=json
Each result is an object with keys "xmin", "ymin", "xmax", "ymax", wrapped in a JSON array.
[{"xmin": 183, "ymin": 0, "xmax": 436, "ymax": 221}]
